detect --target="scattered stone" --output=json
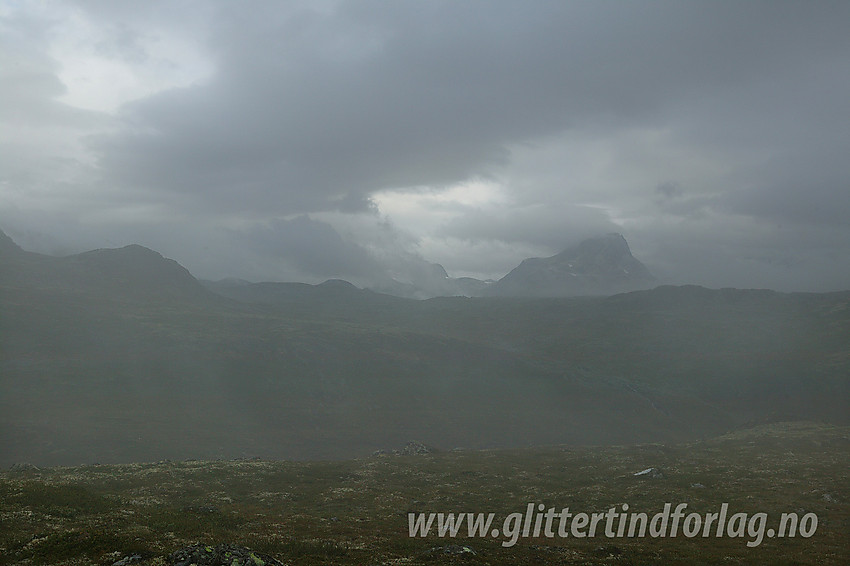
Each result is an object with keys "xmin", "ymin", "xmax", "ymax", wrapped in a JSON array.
[
  {"xmin": 397, "ymin": 441, "xmax": 433, "ymax": 455},
  {"xmin": 595, "ymin": 544, "xmax": 623, "ymax": 556},
  {"xmin": 9, "ymin": 462, "xmax": 39, "ymax": 472},
  {"xmin": 633, "ymin": 467, "xmax": 664, "ymax": 479},
  {"xmin": 425, "ymin": 544, "xmax": 476, "ymax": 556},
  {"xmin": 183, "ymin": 504, "xmax": 219, "ymax": 514},
  {"xmin": 373, "ymin": 441, "xmax": 435, "ymax": 456},
  {"xmin": 822, "ymin": 493, "xmax": 838, "ymax": 503},
  {"xmin": 113, "ymin": 555, "xmax": 143, "ymax": 566},
  {"xmin": 691, "ymin": 482, "xmax": 706, "ymax": 489},
  {"xmin": 169, "ymin": 543, "xmax": 284, "ymax": 566}
]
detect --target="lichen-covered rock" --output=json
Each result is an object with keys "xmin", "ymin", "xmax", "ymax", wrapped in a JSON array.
[
  {"xmin": 397, "ymin": 441, "xmax": 433, "ymax": 455},
  {"xmin": 168, "ymin": 544, "xmax": 284, "ymax": 566}
]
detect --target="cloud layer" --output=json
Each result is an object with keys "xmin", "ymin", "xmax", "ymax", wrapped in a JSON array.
[{"xmin": 2, "ymin": 1, "xmax": 849, "ymax": 290}]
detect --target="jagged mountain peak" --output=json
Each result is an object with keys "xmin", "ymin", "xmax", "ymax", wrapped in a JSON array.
[{"xmin": 489, "ymin": 233, "xmax": 656, "ymax": 297}]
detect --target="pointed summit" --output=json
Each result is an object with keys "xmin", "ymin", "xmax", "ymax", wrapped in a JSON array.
[{"xmin": 489, "ymin": 234, "xmax": 656, "ymax": 297}]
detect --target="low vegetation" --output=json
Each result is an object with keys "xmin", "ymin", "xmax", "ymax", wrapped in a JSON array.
[{"xmin": 1, "ymin": 422, "xmax": 847, "ymax": 565}]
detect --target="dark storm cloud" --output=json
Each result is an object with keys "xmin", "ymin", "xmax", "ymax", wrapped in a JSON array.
[
  {"xmin": 88, "ymin": 1, "xmax": 850, "ymax": 218},
  {"xmin": 719, "ymin": 146, "xmax": 850, "ymax": 227}
]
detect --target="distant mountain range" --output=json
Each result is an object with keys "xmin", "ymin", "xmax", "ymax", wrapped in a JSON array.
[{"xmin": 1, "ymin": 228, "xmax": 655, "ymax": 299}]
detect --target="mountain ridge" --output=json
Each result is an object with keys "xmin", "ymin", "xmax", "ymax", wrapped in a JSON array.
[
  {"xmin": 3, "ymin": 228, "xmax": 662, "ymax": 299},
  {"xmin": 0, "ymin": 230, "xmax": 215, "ymax": 303}
]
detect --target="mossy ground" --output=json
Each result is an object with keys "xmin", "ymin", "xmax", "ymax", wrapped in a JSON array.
[{"xmin": 0, "ymin": 422, "xmax": 847, "ymax": 565}]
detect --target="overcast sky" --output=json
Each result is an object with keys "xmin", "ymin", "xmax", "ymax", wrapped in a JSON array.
[{"xmin": 2, "ymin": 0, "xmax": 849, "ymax": 291}]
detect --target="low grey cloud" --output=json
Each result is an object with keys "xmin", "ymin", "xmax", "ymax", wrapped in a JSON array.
[
  {"xmin": 89, "ymin": 2, "xmax": 848, "ymax": 214},
  {"xmin": 439, "ymin": 203, "xmax": 618, "ymax": 253},
  {"xmin": 229, "ymin": 215, "xmax": 385, "ymax": 281},
  {"xmin": 655, "ymin": 182, "xmax": 683, "ymax": 201}
]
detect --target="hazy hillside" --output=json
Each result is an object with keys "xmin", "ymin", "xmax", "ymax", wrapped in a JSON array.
[
  {"xmin": 0, "ymin": 231, "xmax": 215, "ymax": 303},
  {"xmin": 1, "ymin": 231, "xmax": 848, "ymax": 467}
]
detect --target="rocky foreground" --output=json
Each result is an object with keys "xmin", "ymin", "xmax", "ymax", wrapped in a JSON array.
[{"xmin": 0, "ymin": 422, "xmax": 848, "ymax": 565}]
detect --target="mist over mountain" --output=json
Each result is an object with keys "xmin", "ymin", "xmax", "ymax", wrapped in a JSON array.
[
  {"xmin": 367, "ymin": 262, "xmax": 493, "ymax": 299},
  {"xmin": 359, "ymin": 233, "xmax": 655, "ymax": 299}
]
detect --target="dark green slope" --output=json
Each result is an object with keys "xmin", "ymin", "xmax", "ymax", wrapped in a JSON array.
[{"xmin": 0, "ymin": 287, "xmax": 710, "ymax": 466}]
